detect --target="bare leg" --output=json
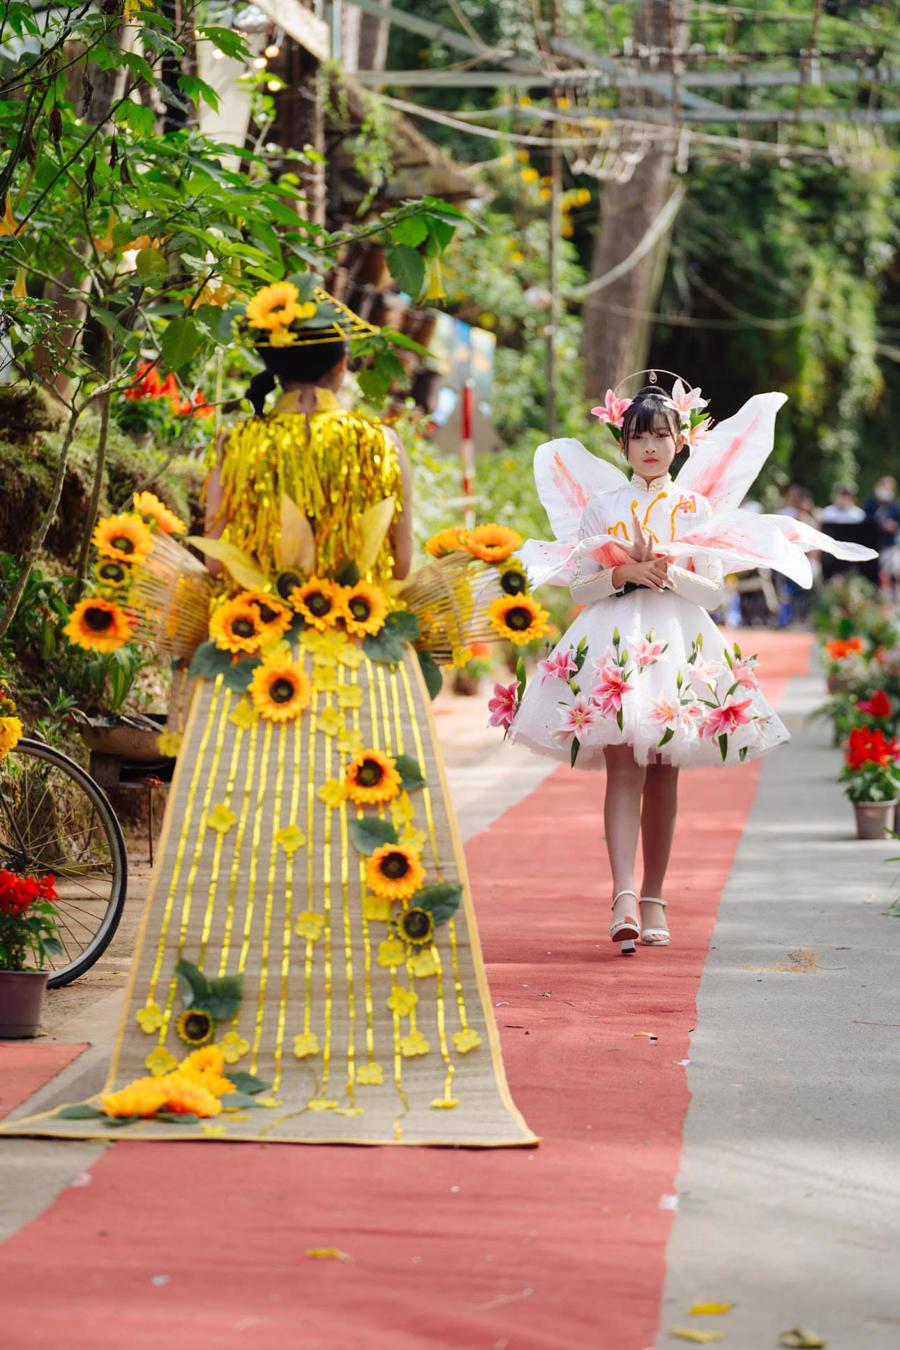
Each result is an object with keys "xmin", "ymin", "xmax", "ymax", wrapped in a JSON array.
[
  {"xmin": 640, "ymin": 761, "xmax": 679, "ymax": 936},
  {"xmin": 604, "ymin": 745, "xmax": 646, "ymax": 930}
]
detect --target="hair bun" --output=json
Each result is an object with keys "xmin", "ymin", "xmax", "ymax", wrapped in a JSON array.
[{"xmin": 633, "ymin": 384, "xmax": 667, "ymax": 400}]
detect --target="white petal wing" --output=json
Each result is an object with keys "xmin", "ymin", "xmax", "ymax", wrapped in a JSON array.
[
  {"xmin": 533, "ymin": 438, "xmax": 627, "ymax": 542},
  {"xmin": 677, "ymin": 393, "xmax": 787, "ymax": 513}
]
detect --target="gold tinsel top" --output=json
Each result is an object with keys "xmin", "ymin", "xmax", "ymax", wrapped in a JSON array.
[{"xmin": 209, "ymin": 391, "xmax": 403, "ymax": 584}]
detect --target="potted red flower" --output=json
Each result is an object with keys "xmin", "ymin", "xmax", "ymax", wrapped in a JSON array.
[
  {"xmin": 841, "ymin": 728, "xmax": 900, "ymax": 840},
  {"xmin": 0, "ymin": 869, "xmax": 62, "ymax": 1037}
]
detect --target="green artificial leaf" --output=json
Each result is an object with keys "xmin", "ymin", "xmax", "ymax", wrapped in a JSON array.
[
  {"xmin": 516, "ymin": 656, "xmax": 527, "ymax": 700},
  {"xmin": 414, "ymin": 883, "xmax": 462, "ymax": 925},
  {"xmin": 220, "ymin": 1091, "xmax": 263, "ymax": 1110},
  {"xmin": 336, "ymin": 560, "xmax": 361, "ymax": 586},
  {"xmin": 384, "ymin": 610, "xmax": 420, "ymax": 644},
  {"xmin": 175, "ymin": 958, "xmax": 210, "ymax": 1008},
  {"xmin": 390, "ymin": 216, "xmax": 429, "ymax": 248},
  {"xmin": 56, "ymin": 1104, "xmax": 104, "ymax": 1119},
  {"xmin": 227, "ymin": 1071, "xmax": 268, "ymax": 1095},
  {"xmin": 570, "ymin": 734, "xmax": 580, "ymax": 768},
  {"xmin": 160, "ymin": 316, "xmax": 201, "ymax": 373},
  {"xmin": 658, "ymin": 727, "xmax": 675, "ymax": 748},
  {"xmin": 349, "ymin": 816, "xmax": 398, "ymax": 855},
  {"xmin": 385, "ymin": 243, "xmax": 425, "ymax": 299},
  {"xmin": 718, "ymin": 733, "xmax": 728, "ymax": 763},
  {"xmin": 204, "ymin": 973, "xmax": 243, "ymax": 1020},
  {"xmin": 155, "ymin": 1112, "xmax": 201, "ymax": 1124},
  {"xmin": 105, "ymin": 1115, "xmax": 141, "ymax": 1129},
  {"xmin": 418, "ymin": 650, "xmax": 443, "ymax": 700},
  {"xmin": 188, "ymin": 641, "xmax": 259, "ymax": 694},
  {"xmin": 394, "ymin": 754, "xmax": 425, "ymax": 792},
  {"xmin": 362, "ymin": 629, "xmax": 405, "ymax": 666}
]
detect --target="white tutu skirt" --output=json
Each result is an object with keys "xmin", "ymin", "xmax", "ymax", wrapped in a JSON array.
[{"xmin": 509, "ymin": 591, "xmax": 790, "ymax": 770}]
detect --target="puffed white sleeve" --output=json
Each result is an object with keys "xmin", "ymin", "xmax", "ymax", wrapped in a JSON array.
[
  {"xmin": 569, "ymin": 496, "xmax": 624, "ymax": 605},
  {"xmin": 667, "ymin": 495, "xmax": 726, "ymax": 609}
]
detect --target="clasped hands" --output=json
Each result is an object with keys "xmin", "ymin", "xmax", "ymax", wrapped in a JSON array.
[{"xmin": 610, "ymin": 514, "xmax": 672, "ymax": 592}]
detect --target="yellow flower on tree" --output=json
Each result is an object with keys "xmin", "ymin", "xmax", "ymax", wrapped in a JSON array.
[
  {"xmin": 136, "ymin": 1001, "xmax": 164, "ymax": 1033},
  {"xmin": 386, "ymin": 985, "xmax": 418, "ymax": 1017},
  {"xmin": 488, "ymin": 594, "xmax": 550, "ymax": 647},
  {"xmin": 206, "ymin": 802, "xmax": 237, "ymax": 834},
  {"xmin": 102, "ymin": 1076, "xmax": 169, "ymax": 1119},
  {"xmin": 452, "ymin": 1027, "xmax": 482, "ymax": 1055},
  {"xmin": 425, "ymin": 527, "xmax": 467, "ymax": 559},
  {"xmin": 316, "ymin": 705, "xmax": 344, "ymax": 737},
  {"xmin": 246, "ymin": 281, "xmax": 301, "ymax": 331},
  {"xmin": 275, "ymin": 823, "xmax": 307, "ymax": 855},
  {"xmin": 366, "ymin": 843, "xmax": 425, "ymax": 902},
  {"xmin": 145, "ymin": 1046, "xmax": 178, "ymax": 1077},
  {"xmin": 249, "ymin": 657, "xmax": 312, "ymax": 722},
  {"xmin": 318, "ymin": 779, "xmax": 346, "ymax": 810},
  {"xmin": 133, "ymin": 491, "xmax": 185, "ymax": 535},
  {"xmin": 220, "ymin": 1030, "xmax": 249, "ymax": 1064},
  {"xmin": 343, "ymin": 749, "xmax": 401, "ymax": 806},
  {"xmin": 0, "ymin": 194, "xmax": 23, "ymax": 238},
  {"xmin": 399, "ymin": 1031, "xmax": 430, "ymax": 1058},
  {"xmin": 377, "ymin": 937, "xmax": 407, "ymax": 968},
  {"xmin": 64, "ymin": 598, "xmax": 133, "ymax": 654},
  {"xmin": 209, "ymin": 599, "xmax": 265, "ymax": 656},
  {"xmin": 92, "ymin": 513, "xmax": 153, "ymax": 563},
  {"xmin": 295, "ymin": 910, "xmax": 324, "ymax": 940},
  {"xmin": 0, "ymin": 716, "xmax": 23, "ymax": 759},
  {"xmin": 340, "ymin": 581, "xmax": 389, "ymax": 638},
  {"xmin": 291, "ymin": 577, "xmax": 345, "ymax": 631},
  {"xmin": 293, "ymin": 1031, "xmax": 321, "ymax": 1059},
  {"xmin": 175, "ymin": 1007, "xmax": 216, "ymax": 1047},
  {"xmin": 355, "ymin": 1063, "xmax": 384, "ymax": 1086},
  {"xmin": 465, "ymin": 524, "xmax": 523, "ymax": 563}
]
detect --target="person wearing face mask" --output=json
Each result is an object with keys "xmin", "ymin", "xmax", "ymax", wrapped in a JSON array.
[{"xmin": 863, "ymin": 476, "xmax": 900, "ymax": 594}]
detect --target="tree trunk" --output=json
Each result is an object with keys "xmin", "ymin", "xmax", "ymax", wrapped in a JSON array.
[{"xmin": 582, "ymin": 0, "xmax": 690, "ymax": 401}]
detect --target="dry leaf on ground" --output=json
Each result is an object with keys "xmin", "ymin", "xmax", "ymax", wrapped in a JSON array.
[{"xmin": 671, "ymin": 1328, "xmax": 723, "ymax": 1343}]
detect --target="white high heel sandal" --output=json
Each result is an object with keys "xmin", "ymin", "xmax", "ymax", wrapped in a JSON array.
[
  {"xmin": 639, "ymin": 897, "xmax": 670, "ymax": 946},
  {"xmin": 609, "ymin": 889, "xmax": 641, "ymax": 944}
]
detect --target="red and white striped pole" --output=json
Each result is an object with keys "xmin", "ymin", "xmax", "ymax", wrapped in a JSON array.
[{"xmin": 461, "ymin": 378, "xmax": 476, "ymax": 530}]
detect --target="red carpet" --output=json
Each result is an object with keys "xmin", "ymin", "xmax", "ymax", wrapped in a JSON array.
[
  {"xmin": 0, "ymin": 1042, "xmax": 87, "ymax": 1121},
  {"xmin": 0, "ymin": 633, "xmax": 810, "ymax": 1349}
]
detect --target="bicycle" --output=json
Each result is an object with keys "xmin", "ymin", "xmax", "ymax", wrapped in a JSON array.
[{"xmin": 0, "ymin": 737, "xmax": 127, "ymax": 987}]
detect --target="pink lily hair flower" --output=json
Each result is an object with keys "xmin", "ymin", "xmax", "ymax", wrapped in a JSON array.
[
  {"xmin": 663, "ymin": 378, "xmax": 708, "ymax": 421},
  {"xmin": 700, "ymin": 697, "xmax": 753, "ymax": 739},
  {"xmin": 591, "ymin": 665, "xmax": 633, "ymax": 718},
  {"xmin": 632, "ymin": 635, "xmax": 668, "ymax": 670},
  {"xmin": 538, "ymin": 647, "xmax": 578, "ymax": 683},
  {"xmin": 730, "ymin": 655, "xmax": 759, "ymax": 689},
  {"xmin": 590, "ymin": 389, "xmax": 632, "ymax": 429},
  {"xmin": 556, "ymin": 695, "xmax": 596, "ymax": 740},
  {"xmin": 686, "ymin": 418, "xmax": 710, "ymax": 449},
  {"xmin": 488, "ymin": 681, "xmax": 519, "ymax": 731}
]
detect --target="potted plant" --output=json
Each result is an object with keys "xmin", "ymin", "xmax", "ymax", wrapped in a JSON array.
[
  {"xmin": 841, "ymin": 728, "xmax": 900, "ymax": 840},
  {"xmin": 0, "ymin": 868, "xmax": 63, "ymax": 1038}
]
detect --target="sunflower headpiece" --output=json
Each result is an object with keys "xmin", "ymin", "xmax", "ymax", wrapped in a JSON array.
[{"xmin": 243, "ymin": 273, "xmax": 380, "ymax": 349}]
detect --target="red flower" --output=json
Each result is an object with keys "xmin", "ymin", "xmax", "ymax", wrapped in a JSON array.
[
  {"xmin": 0, "ymin": 869, "xmax": 58, "ymax": 916},
  {"xmin": 123, "ymin": 360, "xmax": 162, "ymax": 402},
  {"xmin": 825, "ymin": 637, "xmax": 865, "ymax": 659},
  {"xmin": 856, "ymin": 690, "xmax": 891, "ymax": 719},
  {"xmin": 845, "ymin": 727, "xmax": 900, "ymax": 770}
]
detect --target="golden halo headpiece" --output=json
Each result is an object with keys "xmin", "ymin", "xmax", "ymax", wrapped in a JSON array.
[{"xmin": 242, "ymin": 273, "xmax": 380, "ymax": 349}]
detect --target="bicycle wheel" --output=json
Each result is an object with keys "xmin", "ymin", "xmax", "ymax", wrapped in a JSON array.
[{"xmin": 0, "ymin": 737, "xmax": 128, "ymax": 987}]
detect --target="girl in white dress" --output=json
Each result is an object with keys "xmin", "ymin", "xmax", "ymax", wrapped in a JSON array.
[{"xmin": 506, "ymin": 375, "xmax": 875, "ymax": 951}]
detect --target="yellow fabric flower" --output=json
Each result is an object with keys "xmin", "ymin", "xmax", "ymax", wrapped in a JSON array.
[
  {"xmin": 161, "ymin": 1071, "xmax": 222, "ymax": 1117},
  {"xmin": 219, "ymin": 1031, "xmax": 249, "ymax": 1064},
  {"xmin": 337, "ymin": 684, "xmax": 363, "ymax": 709},
  {"xmin": 410, "ymin": 948, "xmax": 439, "ymax": 979},
  {"xmin": 63, "ymin": 598, "xmax": 133, "ymax": 653},
  {"xmin": 338, "ymin": 728, "xmax": 364, "ymax": 756},
  {"xmin": 156, "ymin": 730, "xmax": 182, "ymax": 758},
  {"xmin": 246, "ymin": 280, "xmax": 300, "ymax": 331},
  {"xmin": 206, "ymin": 803, "xmax": 237, "ymax": 834},
  {"xmin": 399, "ymin": 824, "xmax": 427, "ymax": 853},
  {"xmin": 390, "ymin": 792, "xmax": 416, "ymax": 827},
  {"xmin": 399, "ymin": 1031, "xmax": 430, "ymax": 1058},
  {"xmin": 238, "ymin": 590, "xmax": 293, "ymax": 641},
  {"xmin": 0, "ymin": 716, "xmax": 23, "ymax": 759},
  {"xmin": 133, "ymin": 491, "xmax": 185, "ymax": 535},
  {"xmin": 92, "ymin": 512, "xmax": 153, "ymax": 563},
  {"xmin": 377, "ymin": 937, "xmax": 407, "ymax": 968},
  {"xmin": 307, "ymin": 1097, "xmax": 338, "ymax": 1111},
  {"xmin": 452, "ymin": 1027, "xmax": 482, "ymax": 1055},
  {"xmin": 291, "ymin": 577, "xmax": 345, "ymax": 631},
  {"xmin": 135, "ymin": 1002, "xmax": 163, "ymax": 1033},
  {"xmin": 201, "ymin": 1124, "xmax": 227, "ymax": 1138},
  {"xmin": 249, "ymin": 657, "xmax": 312, "ymax": 722},
  {"xmin": 313, "ymin": 666, "xmax": 339, "ymax": 693},
  {"xmin": 386, "ymin": 985, "xmax": 418, "ymax": 1016},
  {"xmin": 180, "ymin": 1045, "xmax": 225, "ymax": 1076},
  {"xmin": 344, "ymin": 749, "xmax": 401, "ymax": 806},
  {"xmin": 318, "ymin": 779, "xmax": 346, "ymax": 810},
  {"xmin": 316, "ymin": 705, "xmax": 344, "ymax": 736},
  {"xmin": 425, "ymin": 527, "xmax": 467, "ymax": 558},
  {"xmin": 336, "ymin": 642, "xmax": 365, "ymax": 669},
  {"xmin": 145, "ymin": 1046, "xmax": 178, "ymax": 1077},
  {"xmin": 293, "ymin": 1032, "xmax": 321, "ymax": 1059},
  {"xmin": 452, "ymin": 646, "xmax": 474, "ymax": 668},
  {"xmin": 209, "ymin": 599, "xmax": 265, "ymax": 656},
  {"xmin": 355, "ymin": 1063, "xmax": 384, "ymax": 1086},
  {"xmin": 299, "ymin": 628, "xmax": 338, "ymax": 654},
  {"xmin": 362, "ymin": 895, "xmax": 392, "ymax": 922},
  {"xmin": 102, "ymin": 1076, "xmax": 169, "ymax": 1119},
  {"xmin": 340, "ymin": 581, "xmax": 389, "ymax": 638},
  {"xmin": 93, "ymin": 558, "xmax": 132, "ymax": 593},
  {"xmin": 488, "ymin": 594, "xmax": 550, "ymax": 647},
  {"xmin": 275, "ymin": 823, "xmax": 307, "ymax": 855},
  {"xmin": 430, "ymin": 1098, "xmax": 459, "ymax": 1110},
  {"xmin": 397, "ymin": 906, "xmax": 434, "ymax": 947},
  {"xmin": 229, "ymin": 699, "xmax": 257, "ymax": 731},
  {"xmin": 366, "ymin": 843, "xmax": 425, "ymax": 902},
  {"xmin": 295, "ymin": 910, "xmax": 324, "ymax": 940}
]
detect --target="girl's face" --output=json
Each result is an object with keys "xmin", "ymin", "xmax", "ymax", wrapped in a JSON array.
[{"xmin": 625, "ymin": 415, "xmax": 682, "ymax": 481}]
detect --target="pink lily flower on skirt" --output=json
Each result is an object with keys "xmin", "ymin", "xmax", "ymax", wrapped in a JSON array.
[
  {"xmin": 632, "ymin": 635, "xmax": 668, "ymax": 669},
  {"xmin": 700, "ymin": 697, "xmax": 753, "ymax": 739},
  {"xmin": 556, "ymin": 695, "xmax": 597, "ymax": 739},
  {"xmin": 591, "ymin": 665, "xmax": 633, "ymax": 719},
  {"xmin": 538, "ymin": 647, "xmax": 578, "ymax": 683},
  {"xmin": 648, "ymin": 697, "xmax": 681, "ymax": 726},
  {"xmin": 488, "ymin": 681, "xmax": 519, "ymax": 730},
  {"xmin": 590, "ymin": 389, "xmax": 632, "ymax": 429},
  {"xmin": 689, "ymin": 655, "xmax": 723, "ymax": 688}
]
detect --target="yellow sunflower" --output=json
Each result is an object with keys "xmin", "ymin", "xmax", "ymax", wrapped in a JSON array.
[
  {"xmin": 92, "ymin": 512, "xmax": 153, "ymax": 563},
  {"xmin": 175, "ymin": 1007, "xmax": 215, "ymax": 1046},
  {"xmin": 365, "ymin": 843, "xmax": 425, "ymax": 903},
  {"xmin": 343, "ymin": 749, "xmax": 402, "ymax": 806},
  {"xmin": 0, "ymin": 716, "xmax": 23, "ymax": 758},
  {"xmin": 499, "ymin": 559, "xmax": 529, "ymax": 596},
  {"xmin": 425, "ymin": 527, "xmax": 467, "ymax": 558},
  {"xmin": 397, "ymin": 906, "xmax": 435, "ymax": 947},
  {"xmin": 63, "ymin": 597, "xmax": 134, "ymax": 653},
  {"xmin": 133, "ymin": 490, "xmax": 185, "ymax": 535},
  {"xmin": 488, "ymin": 594, "xmax": 550, "ymax": 647},
  {"xmin": 209, "ymin": 599, "xmax": 264, "ymax": 655},
  {"xmin": 238, "ymin": 590, "xmax": 293, "ymax": 639},
  {"xmin": 340, "ymin": 581, "xmax": 389, "ymax": 638},
  {"xmin": 290, "ymin": 576, "xmax": 345, "ymax": 631},
  {"xmin": 245, "ymin": 281, "xmax": 300, "ymax": 331},
  {"xmin": 93, "ymin": 558, "xmax": 132, "ymax": 593},
  {"xmin": 248, "ymin": 658, "xmax": 312, "ymax": 722},
  {"xmin": 465, "ymin": 523, "xmax": 522, "ymax": 563},
  {"xmin": 274, "ymin": 568, "xmax": 306, "ymax": 603}
]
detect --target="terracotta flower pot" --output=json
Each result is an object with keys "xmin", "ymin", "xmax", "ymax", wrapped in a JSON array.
[
  {"xmin": 0, "ymin": 969, "xmax": 49, "ymax": 1038},
  {"xmin": 853, "ymin": 801, "xmax": 897, "ymax": 841}
]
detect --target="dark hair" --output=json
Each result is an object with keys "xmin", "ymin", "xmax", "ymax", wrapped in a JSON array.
[
  {"xmin": 621, "ymin": 385, "xmax": 680, "ymax": 454},
  {"xmin": 246, "ymin": 341, "xmax": 347, "ymax": 415}
]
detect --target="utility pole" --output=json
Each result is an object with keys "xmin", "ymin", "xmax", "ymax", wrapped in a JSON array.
[{"xmin": 545, "ymin": 0, "xmax": 561, "ymax": 439}]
